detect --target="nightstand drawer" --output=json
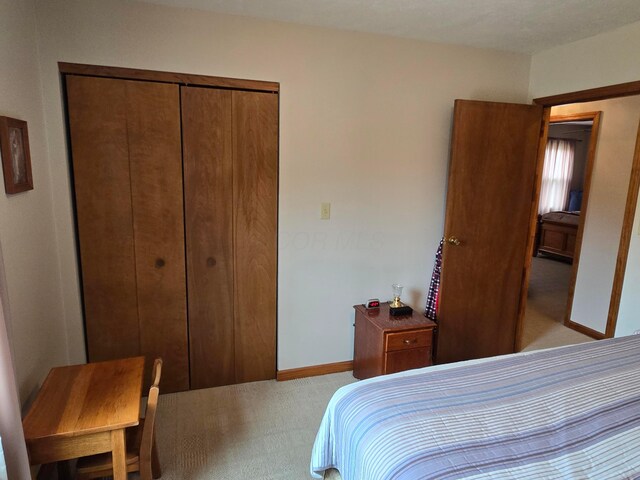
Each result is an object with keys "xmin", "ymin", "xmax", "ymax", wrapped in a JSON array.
[
  {"xmin": 385, "ymin": 347, "xmax": 431, "ymax": 374},
  {"xmin": 385, "ymin": 329, "xmax": 431, "ymax": 352}
]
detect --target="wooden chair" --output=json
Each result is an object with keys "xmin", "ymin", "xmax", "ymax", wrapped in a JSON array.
[{"xmin": 76, "ymin": 358, "xmax": 163, "ymax": 480}]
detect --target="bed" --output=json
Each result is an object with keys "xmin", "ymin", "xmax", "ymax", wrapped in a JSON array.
[
  {"xmin": 310, "ymin": 336, "xmax": 640, "ymax": 480},
  {"xmin": 535, "ymin": 210, "xmax": 580, "ymax": 261}
]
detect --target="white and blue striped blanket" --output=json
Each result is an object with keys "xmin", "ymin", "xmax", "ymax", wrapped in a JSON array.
[{"xmin": 311, "ymin": 336, "xmax": 640, "ymax": 479}]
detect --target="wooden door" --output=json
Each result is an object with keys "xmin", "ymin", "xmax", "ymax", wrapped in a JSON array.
[
  {"xmin": 127, "ymin": 81, "xmax": 189, "ymax": 393},
  {"xmin": 67, "ymin": 76, "xmax": 140, "ymax": 363},
  {"xmin": 182, "ymin": 86, "xmax": 235, "ymax": 389},
  {"xmin": 67, "ymin": 76, "xmax": 189, "ymax": 392},
  {"xmin": 232, "ymin": 91, "xmax": 278, "ymax": 383},
  {"xmin": 437, "ymin": 100, "xmax": 544, "ymax": 364}
]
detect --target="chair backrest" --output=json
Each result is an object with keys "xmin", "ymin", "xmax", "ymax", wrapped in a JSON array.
[{"xmin": 139, "ymin": 358, "xmax": 162, "ymax": 480}]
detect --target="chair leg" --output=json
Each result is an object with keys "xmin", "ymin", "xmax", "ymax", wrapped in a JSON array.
[{"xmin": 151, "ymin": 437, "xmax": 162, "ymax": 479}]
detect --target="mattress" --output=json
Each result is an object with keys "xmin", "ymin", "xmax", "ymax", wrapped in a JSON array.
[{"xmin": 311, "ymin": 336, "xmax": 640, "ymax": 480}]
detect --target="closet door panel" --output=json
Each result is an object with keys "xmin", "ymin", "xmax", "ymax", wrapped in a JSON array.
[
  {"xmin": 66, "ymin": 76, "xmax": 140, "ymax": 362},
  {"xmin": 127, "ymin": 81, "xmax": 189, "ymax": 393},
  {"xmin": 232, "ymin": 91, "xmax": 278, "ymax": 383},
  {"xmin": 182, "ymin": 86, "xmax": 235, "ymax": 389}
]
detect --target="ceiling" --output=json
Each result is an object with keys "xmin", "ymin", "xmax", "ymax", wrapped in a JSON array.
[{"xmin": 137, "ymin": 0, "xmax": 640, "ymax": 53}]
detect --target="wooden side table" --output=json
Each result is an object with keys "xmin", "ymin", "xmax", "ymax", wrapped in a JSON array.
[
  {"xmin": 353, "ymin": 302, "xmax": 436, "ymax": 379},
  {"xmin": 22, "ymin": 357, "xmax": 145, "ymax": 480}
]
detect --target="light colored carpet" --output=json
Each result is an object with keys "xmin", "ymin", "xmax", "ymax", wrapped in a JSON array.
[
  {"xmin": 144, "ymin": 257, "xmax": 591, "ymax": 480},
  {"xmin": 521, "ymin": 256, "xmax": 593, "ymax": 351},
  {"xmin": 152, "ymin": 372, "xmax": 355, "ymax": 480}
]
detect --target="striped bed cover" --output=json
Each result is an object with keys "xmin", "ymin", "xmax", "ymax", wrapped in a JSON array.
[{"xmin": 311, "ymin": 336, "xmax": 640, "ymax": 480}]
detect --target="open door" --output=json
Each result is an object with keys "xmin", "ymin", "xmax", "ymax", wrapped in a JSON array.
[{"xmin": 437, "ymin": 100, "xmax": 545, "ymax": 364}]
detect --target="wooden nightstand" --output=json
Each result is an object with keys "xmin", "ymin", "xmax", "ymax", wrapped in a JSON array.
[{"xmin": 353, "ymin": 302, "xmax": 436, "ymax": 380}]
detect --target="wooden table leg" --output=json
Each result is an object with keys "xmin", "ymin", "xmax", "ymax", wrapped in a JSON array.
[
  {"xmin": 111, "ymin": 429, "xmax": 127, "ymax": 480},
  {"xmin": 56, "ymin": 460, "xmax": 73, "ymax": 480}
]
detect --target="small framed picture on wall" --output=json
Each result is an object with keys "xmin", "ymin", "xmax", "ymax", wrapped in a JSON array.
[{"xmin": 0, "ymin": 116, "xmax": 33, "ymax": 194}]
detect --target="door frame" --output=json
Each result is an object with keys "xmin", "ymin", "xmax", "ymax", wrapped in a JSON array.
[
  {"xmin": 514, "ymin": 79, "xmax": 640, "ymax": 350},
  {"xmin": 606, "ymin": 121, "xmax": 640, "ymax": 337},
  {"xmin": 550, "ymin": 112, "xmax": 601, "ymax": 336}
]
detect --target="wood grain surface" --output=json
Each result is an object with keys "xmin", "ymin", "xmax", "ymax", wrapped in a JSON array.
[
  {"xmin": 67, "ymin": 73, "xmax": 280, "ymax": 391},
  {"xmin": 23, "ymin": 357, "xmax": 144, "ymax": 440},
  {"xmin": 182, "ymin": 86, "xmax": 235, "ymax": 389},
  {"xmin": 353, "ymin": 303, "xmax": 436, "ymax": 380},
  {"xmin": 558, "ymin": 112, "xmax": 602, "ymax": 334},
  {"xmin": 353, "ymin": 303, "xmax": 436, "ymax": 333},
  {"xmin": 606, "ymin": 120, "xmax": 640, "ymax": 337},
  {"xmin": 66, "ymin": 76, "xmax": 140, "ymax": 363},
  {"xmin": 384, "ymin": 347, "xmax": 431, "ymax": 375},
  {"xmin": 232, "ymin": 91, "xmax": 278, "ymax": 383},
  {"xmin": 513, "ymin": 106, "xmax": 550, "ymax": 352},
  {"xmin": 23, "ymin": 357, "xmax": 143, "ymax": 479},
  {"xmin": 534, "ymin": 80, "xmax": 640, "ymax": 106},
  {"xmin": 385, "ymin": 329, "xmax": 432, "ymax": 352},
  {"xmin": 276, "ymin": 361, "xmax": 354, "ymax": 381},
  {"xmin": 59, "ymin": 62, "xmax": 279, "ymax": 93},
  {"xmin": 127, "ymin": 81, "xmax": 189, "ymax": 393},
  {"xmin": 438, "ymin": 100, "xmax": 543, "ymax": 364},
  {"xmin": 0, "ymin": 116, "xmax": 34, "ymax": 193}
]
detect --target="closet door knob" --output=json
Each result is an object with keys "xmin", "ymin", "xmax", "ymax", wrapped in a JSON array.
[
  {"xmin": 155, "ymin": 258, "xmax": 166, "ymax": 268},
  {"xmin": 206, "ymin": 257, "xmax": 217, "ymax": 267}
]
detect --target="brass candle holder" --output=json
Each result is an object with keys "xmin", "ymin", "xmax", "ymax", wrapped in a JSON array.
[
  {"xmin": 391, "ymin": 284, "xmax": 403, "ymax": 308},
  {"xmin": 389, "ymin": 283, "xmax": 413, "ymax": 316}
]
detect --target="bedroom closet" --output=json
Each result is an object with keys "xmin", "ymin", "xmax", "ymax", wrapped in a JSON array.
[{"xmin": 63, "ymin": 64, "xmax": 278, "ymax": 393}]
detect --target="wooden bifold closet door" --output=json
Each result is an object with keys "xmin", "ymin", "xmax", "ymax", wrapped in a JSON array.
[
  {"xmin": 66, "ymin": 71, "xmax": 277, "ymax": 392},
  {"xmin": 232, "ymin": 90, "xmax": 278, "ymax": 384},
  {"xmin": 182, "ymin": 86, "xmax": 278, "ymax": 388},
  {"xmin": 182, "ymin": 87, "xmax": 235, "ymax": 388},
  {"xmin": 67, "ymin": 75, "xmax": 189, "ymax": 392}
]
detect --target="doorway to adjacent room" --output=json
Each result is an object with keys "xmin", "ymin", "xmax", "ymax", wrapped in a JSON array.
[
  {"xmin": 518, "ymin": 89, "xmax": 640, "ymax": 351},
  {"xmin": 522, "ymin": 112, "xmax": 599, "ymax": 351}
]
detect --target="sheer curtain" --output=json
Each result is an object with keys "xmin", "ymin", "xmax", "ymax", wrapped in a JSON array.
[
  {"xmin": 0, "ymin": 242, "xmax": 31, "ymax": 479},
  {"xmin": 538, "ymin": 138, "xmax": 576, "ymax": 215}
]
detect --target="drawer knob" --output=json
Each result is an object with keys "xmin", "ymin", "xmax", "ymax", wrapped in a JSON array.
[{"xmin": 403, "ymin": 339, "xmax": 417, "ymax": 345}]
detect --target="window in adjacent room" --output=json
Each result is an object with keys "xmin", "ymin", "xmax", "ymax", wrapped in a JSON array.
[{"xmin": 538, "ymin": 138, "xmax": 576, "ymax": 215}]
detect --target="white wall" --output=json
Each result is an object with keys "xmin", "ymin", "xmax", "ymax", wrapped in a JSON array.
[
  {"xmin": 617, "ymin": 189, "xmax": 640, "ymax": 336},
  {"xmin": 0, "ymin": 243, "xmax": 30, "ymax": 480},
  {"xmin": 530, "ymin": 21, "xmax": 640, "ymax": 336},
  {"xmin": 552, "ymin": 97, "xmax": 640, "ymax": 333},
  {"xmin": 529, "ymin": 21, "xmax": 640, "ymax": 99},
  {"xmin": 35, "ymin": 0, "xmax": 531, "ymax": 370},
  {"xmin": 0, "ymin": 0, "xmax": 69, "ymax": 403}
]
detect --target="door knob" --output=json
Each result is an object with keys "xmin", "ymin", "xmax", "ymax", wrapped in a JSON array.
[{"xmin": 447, "ymin": 236, "xmax": 461, "ymax": 246}]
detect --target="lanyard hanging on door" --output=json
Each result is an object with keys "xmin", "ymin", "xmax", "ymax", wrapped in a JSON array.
[{"xmin": 425, "ymin": 238, "xmax": 444, "ymax": 322}]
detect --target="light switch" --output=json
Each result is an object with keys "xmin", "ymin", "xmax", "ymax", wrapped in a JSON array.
[{"xmin": 320, "ymin": 202, "xmax": 331, "ymax": 220}]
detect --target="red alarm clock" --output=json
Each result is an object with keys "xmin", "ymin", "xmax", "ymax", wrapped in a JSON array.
[{"xmin": 365, "ymin": 299, "xmax": 380, "ymax": 309}]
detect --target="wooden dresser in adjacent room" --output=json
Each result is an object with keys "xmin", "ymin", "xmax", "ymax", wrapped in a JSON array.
[
  {"xmin": 62, "ymin": 63, "xmax": 279, "ymax": 392},
  {"xmin": 353, "ymin": 302, "xmax": 436, "ymax": 379}
]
